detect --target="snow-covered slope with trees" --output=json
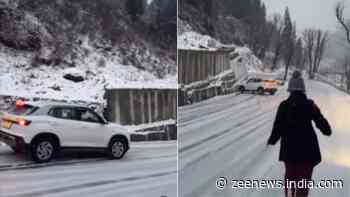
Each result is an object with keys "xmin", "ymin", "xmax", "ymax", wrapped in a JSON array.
[
  {"xmin": 177, "ymin": 30, "xmax": 264, "ymax": 79},
  {"xmin": 0, "ymin": 0, "xmax": 176, "ymax": 103},
  {"xmin": 0, "ymin": 45, "xmax": 176, "ymax": 102}
]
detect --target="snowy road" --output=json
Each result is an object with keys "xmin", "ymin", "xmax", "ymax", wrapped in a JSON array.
[
  {"xmin": 0, "ymin": 141, "xmax": 177, "ymax": 197},
  {"xmin": 179, "ymin": 80, "xmax": 350, "ymax": 197}
]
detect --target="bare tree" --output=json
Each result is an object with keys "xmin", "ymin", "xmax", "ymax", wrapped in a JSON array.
[
  {"xmin": 313, "ymin": 30, "xmax": 328, "ymax": 75},
  {"xmin": 303, "ymin": 29, "xmax": 315, "ymax": 78},
  {"xmin": 293, "ymin": 38, "xmax": 305, "ymax": 70},
  {"xmin": 335, "ymin": 1, "xmax": 350, "ymax": 92},
  {"xmin": 342, "ymin": 55, "xmax": 350, "ymax": 91},
  {"xmin": 271, "ymin": 14, "xmax": 283, "ymax": 70},
  {"xmin": 281, "ymin": 8, "xmax": 296, "ymax": 80},
  {"xmin": 258, "ymin": 20, "xmax": 274, "ymax": 60},
  {"xmin": 302, "ymin": 29, "xmax": 328, "ymax": 79},
  {"xmin": 336, "ymin": 2, "xmax": 350, "ymax": 44}
]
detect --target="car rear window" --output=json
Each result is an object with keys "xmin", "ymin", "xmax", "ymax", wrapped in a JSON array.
[{"xmin": 9, "ymin": 105, "xmax": 39, "ymax": 116}]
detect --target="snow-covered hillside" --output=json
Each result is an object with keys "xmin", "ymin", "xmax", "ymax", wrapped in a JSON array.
[
  {"xmin": 177, "ymin": 31, "xmax": 222, "ymax": 50},
  {"xmin": 0, "ymin": 44, "xmax": 176, "ymax": 103},
  {"xmin": 0, "ymin": 1, "xmax": 177, "ymax": 103},
  {"xmin": 177, "ymin": 30, "xmax": 264, "ymax": 80}
]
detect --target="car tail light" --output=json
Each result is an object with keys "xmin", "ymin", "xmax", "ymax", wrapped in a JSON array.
[
  {"xmin": 17, "ymin": 119, "xmax": 31, "ymax": 126},
  {"xmin": 2, "ymin": 117, "xmax": 31, "ymax": 127},
  {"xmin": 16, "ymin": 100, "xmax": 26, "ymax": 108}
]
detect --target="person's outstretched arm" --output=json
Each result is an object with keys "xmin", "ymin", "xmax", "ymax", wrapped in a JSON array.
[
  {"xmin": 267, "ymin": 103, "xmax": 285, "ymax": 145},
  {"xmin": 310, "ymin": 101, "xmax": 332, "ymax": 136}
]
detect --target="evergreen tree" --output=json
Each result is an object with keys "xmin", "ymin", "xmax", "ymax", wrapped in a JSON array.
[
  {"xmin": 126, "ymin": 0, "xmax": 145, "ymax": 22},
  {"xmin": 282, "ymin": 7, "xmax": 296, "ymax": 80},
  {"xmin": 294, "ymin": 38, "xmax": 305, "ymax": 70}
]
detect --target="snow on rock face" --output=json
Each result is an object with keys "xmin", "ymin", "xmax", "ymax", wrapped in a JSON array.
[
  {"xmin": 106, "ymin": 74, "xmax": 177, "ymax": 89},
  {"xmin": 178, "ymin": 30, "xmax": 263, "ymax": 80},
  {"xmin": 177, "ymin": 31, "xmax": 220, "ymax": 50},
  {"xmin": 230, "ymin": 46, "xmax": 263, "ymax": 74}
]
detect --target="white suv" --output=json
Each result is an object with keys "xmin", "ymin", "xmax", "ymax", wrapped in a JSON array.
[
  {"xmin": 0, "ymin": 101, "xmax": 131, "ymax": 163},
  {"xmin": 237, "ymin": 78, "xmax": 278, "ymax": 95}
]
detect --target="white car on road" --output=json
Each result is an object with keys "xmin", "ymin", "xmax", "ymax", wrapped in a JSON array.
[
  {"xmin": 0, "ymin": 101, "xmax": 131, "ymax": 163},
  {"xmin": 237, "ymin": 77, "xmax": 278, "ymax": 95}
]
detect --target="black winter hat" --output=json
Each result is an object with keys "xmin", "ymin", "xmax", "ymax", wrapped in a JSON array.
[{"xmin": 288, "ymin": 70, "xmax": 306, "ymax": 92}]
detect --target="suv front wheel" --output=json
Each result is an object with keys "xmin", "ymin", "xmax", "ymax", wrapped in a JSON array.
[{"xmin": 107, "ymin": 137, "xmax": 127, "ymax": 159}]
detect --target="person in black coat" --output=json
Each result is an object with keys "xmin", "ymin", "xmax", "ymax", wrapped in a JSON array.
[{"xmin": 267, "ymin": 71, "xmax": 332, "ymax": 197}]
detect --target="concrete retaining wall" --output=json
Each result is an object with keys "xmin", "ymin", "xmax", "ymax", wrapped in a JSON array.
[
  {"xmin": 105, "ymin": 89, "xmax": 177, "ymax": 125},
  {"xmin": 178, "ymin": 49, "xmax": 231, "ymax": 85}
]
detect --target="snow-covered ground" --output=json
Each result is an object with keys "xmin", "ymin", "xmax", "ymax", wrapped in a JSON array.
[
  {"xmin": 177, "ymin": 31, "xmax": 222, "ymax": 50},
  {"xmin": 315, "ymin": 73, "xmax": 348, "ymax": 93},
  {"xmin": 125, "ymin": 119, "xmax": 176, "ymax": 132},
  {"xmin": 179, "ymin": 80, "xmax": 350, "ymax": 197},
  {"xmin": 0, "ymin": 141, "xmax": 177, "ymax": 197}
]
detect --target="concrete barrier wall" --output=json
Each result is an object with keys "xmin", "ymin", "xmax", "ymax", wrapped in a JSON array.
[
  {"xmin": 178, "ymin": 49, "xmax": 231, "ymax": 85},
  {"xmin": 105, "ymin": 89, "xmax": 177, "ymax": 125}
]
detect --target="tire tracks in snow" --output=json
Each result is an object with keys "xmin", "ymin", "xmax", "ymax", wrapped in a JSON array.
[
  {"xmin": 179, "ymin": 107, "xmax": 273, "ymax": 154},
  {"xmin": 0, "ymin": 153, "xmax": 177, "ymax": 197},
  {"xmin": 2, "ymin": 170, "xmax": 177, "ymax": 197},
  {"xmin": 180, "ymin": 119, "xmax": 275, "ymax": 197},
  {"xmin": 179, "ymin": 93, "xmax": 282, "ymax": 197},
  {"xmin": 179, "ymin": 96, "xmax": 263, "ymax": 139},
  {"xmin": 179, "ymin": 95, "xmax": 280, "ymax": 157},
  {"xmin": 180, "ymin": 112, "xmax": 274, "ymax": 170},
  {"xmin": 179, "ymin": 95, "xmax": 254, "ymax": 123},
  {"xmin": 0, "ymin": 153, "xmax": 176, "ymax": 171}
]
